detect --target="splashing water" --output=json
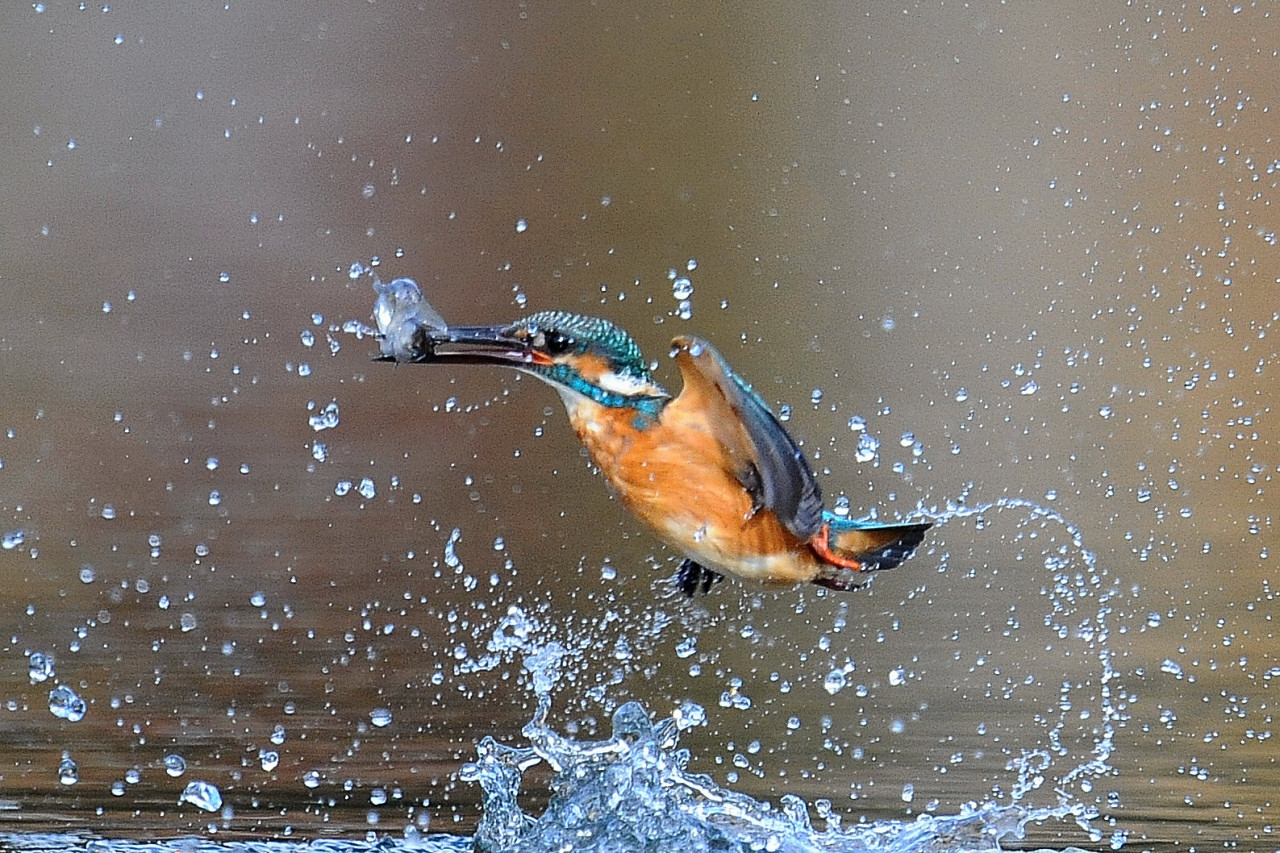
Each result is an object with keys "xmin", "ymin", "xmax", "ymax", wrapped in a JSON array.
[
  {"xmin": 459, "ymin": 682, "xmax": 1090, "ymax": 853},
  {"xmin": 456, "ymin": 528, "xmax": 1112, "ymax": 853}
]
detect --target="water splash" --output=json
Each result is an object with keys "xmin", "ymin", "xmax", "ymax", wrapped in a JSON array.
[
  {"xmin": 459, "ymin": 682, "xmax": 1091, "ymax": 853},
  {"xmin": 459, "ymin": 582, "xmax": 1107, "ymax": 853},
  {"xmin": 925, "ymin": 494, "xmax": 1122, "ymax": 844}
]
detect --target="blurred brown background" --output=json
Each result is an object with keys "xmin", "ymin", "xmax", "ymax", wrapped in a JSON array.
[{"xmin": 0, "ymin": 1, "xmax": 1275, "ymax": 848}]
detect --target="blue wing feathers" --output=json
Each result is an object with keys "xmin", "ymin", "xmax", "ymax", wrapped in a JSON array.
[{"xmin": 821, "ymin": 511, "xmax": 929, "ymax": 531}]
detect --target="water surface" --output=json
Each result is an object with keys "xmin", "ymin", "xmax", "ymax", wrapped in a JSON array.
[{"xmin": 0, "ymin": 2, "xmax": 1275, "ymax": 851}]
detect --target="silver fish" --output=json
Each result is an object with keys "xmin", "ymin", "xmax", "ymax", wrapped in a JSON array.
[{"xmin": 372, "ymin": 277, "xmax": 448, "ymax": 362}]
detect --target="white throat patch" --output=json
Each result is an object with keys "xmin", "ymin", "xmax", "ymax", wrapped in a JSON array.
[{"xmin": 595, "ymin": 370, "xmax": 651, "ymax": 398}]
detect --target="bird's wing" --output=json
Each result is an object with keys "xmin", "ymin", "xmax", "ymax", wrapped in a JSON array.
[{"xmin": 670, "ymin": 336, "xmax": 824, "ymax": 539}]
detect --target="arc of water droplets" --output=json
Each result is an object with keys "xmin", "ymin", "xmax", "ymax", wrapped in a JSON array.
[{"xmin": 922, "ymin": 493, "xmax": 1120, "ymax": 836}]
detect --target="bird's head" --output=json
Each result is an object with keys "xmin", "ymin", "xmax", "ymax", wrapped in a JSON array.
[{"xmin": 421, "ymin": 311, "xmax": 670, "ymax": 411}]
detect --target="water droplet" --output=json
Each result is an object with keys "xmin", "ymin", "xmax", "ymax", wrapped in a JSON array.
[
  {"xmin": 855, "ymin": 433, "xmax": 880, "ymax": 464},
  {"xmin": 370, "ymin": 708, "xmax": 392, "ymax": 728},
  {"xmin": 179, "ymin": 780, "xmax": 222, "ymax": 812},
  {"xmin": 443, "ymin": 528, "xmax": 462, "ymax": 568},
  {"xmin": 672, "ymin": 277, "xmax": 693, "ymax": 299},
  {"xmin": 259, "ymin": 749, "xmax": 279, "ymax": 771},
  {"xmin": 823, "ymin": 669, "xmax": 846, "ymax": 695},
  {"xmin": 357, "ymin": 478, "xmax": 376, "ymax": 499},
  {"xmin": 901, "ymin": 783, "xmax": 915, "ymax": 803},
  {"xmin": 674, "ymin": 701, "xmax": 706, "ymax": 730},
  {"xmin": 48, "ymin": 685, "xmax": 87, "ymax": 722},
  {"xmin": 308, "ymin": 400, "xmax": 340, "ymax": 431},
  {"xmin": 164, "ymin": 754, "xmax": 187, "ymax": 777},
  {"xmin": 28, "ymin": 652, "xmax": 54, "ymax": 684},
  {"xmin": 515, "ymin": 218, "xmax": 528, "ymax": 233},
  {"xmin": 58, "ymin": 753, "xmax": 78, "ymax": 785},
  {"xmin": 1, "ymin": 529, "xmax": 24, "ymax": 550},
  {"xmin": 79, "ymin": 566, "xmax": 95, "ymax": 584}
]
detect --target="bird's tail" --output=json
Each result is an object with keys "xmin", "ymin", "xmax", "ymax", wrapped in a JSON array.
[{"xmin": 809, "ymin": 512, "xmax": 931, "ymax": 591}]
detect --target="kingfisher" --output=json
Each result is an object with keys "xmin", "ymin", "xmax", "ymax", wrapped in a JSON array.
[{"xmin": 371, "ymin": 279, "xmax": 930, "ymax": 595}]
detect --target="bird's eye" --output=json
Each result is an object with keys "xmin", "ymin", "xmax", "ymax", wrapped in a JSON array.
[{"xmin": 544, "ymin": 330, "xmax": 574, "ymax": 355}]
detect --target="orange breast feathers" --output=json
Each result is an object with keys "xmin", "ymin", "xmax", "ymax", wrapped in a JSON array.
[{"xmin": 565, "ymin": 389, "xmax": 820, "ymax": 585}]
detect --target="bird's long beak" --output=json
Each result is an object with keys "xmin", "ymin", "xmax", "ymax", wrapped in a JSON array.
[{"xmin": 376, "ymin": 324, "xmax": 554, "ymax": 368}]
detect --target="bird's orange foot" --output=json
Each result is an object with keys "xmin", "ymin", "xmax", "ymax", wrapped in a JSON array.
[{"xmin": 810, "ymin": 521, "xmax": 869, "ymax": 571}]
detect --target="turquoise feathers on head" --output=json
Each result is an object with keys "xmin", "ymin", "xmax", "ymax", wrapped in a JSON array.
[
  {"xmin": 514, "ymin": 311, "xmax": 667, "ymax": 413},
  {"xmin": 518, "ymin": 311, "xmax": 651, "ymax": 380}
]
